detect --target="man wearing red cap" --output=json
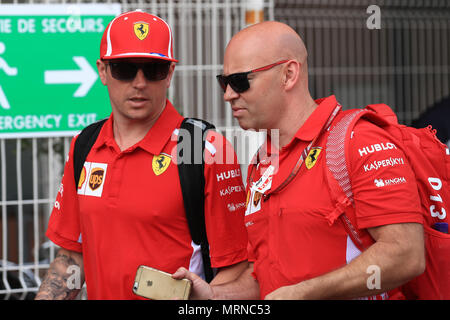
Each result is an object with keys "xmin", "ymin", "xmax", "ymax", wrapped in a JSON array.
[{"xmin": 35, "ymin": 10, "xmax": 248, "ymax": 300}]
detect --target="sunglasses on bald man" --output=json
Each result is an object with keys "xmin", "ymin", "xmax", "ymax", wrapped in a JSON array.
[
  {"xmin": 107, "ymin": 60, "xmax": 171, "ymax": 82},
  {"xmin": 216, "ymin": 60, "xmax": 289, "ymax": 93}
]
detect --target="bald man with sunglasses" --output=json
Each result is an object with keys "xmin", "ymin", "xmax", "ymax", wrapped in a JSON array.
[
  {"xmin": 36, "ymin": 10, "xmax": 249, "ymax": 300},
  {"xmin": 173, "ymin": 21, "xmax": 425, "ymax": 300}
]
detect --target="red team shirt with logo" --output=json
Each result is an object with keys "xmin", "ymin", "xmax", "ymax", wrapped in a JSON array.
[
  {"xmin": 47, "ymin": 101, "xmax": 248, "ymax": 299},
  {"xmin": 245, "ymin": 95, "xmax": 423, "ymax": 299}
]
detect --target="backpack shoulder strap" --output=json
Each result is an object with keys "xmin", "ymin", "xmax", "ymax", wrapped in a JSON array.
[
  {"xmin": 73, "ymin": 118, "xmax": 107, "ymax": 189},
  {"xmin": 325, "ymin": 104, "xmax": 395, "ymax": 208},
  {"xmin": 325, "ymin": 109, "xmax": 366, "ymax": 206},
  {"xmin": 325, "ymin": 108, "xmax": 373, "ymax": 250},
  {"xmin": 325, "ymin": 104, "xmax": 402, "ymax": 251},
  {"xmin": 365, "ymin": 103, "xmax": 398, "ymax": 125},
  {"xmin": 177, "ymin": 117, "xmax": 215, "ymax": 282}
]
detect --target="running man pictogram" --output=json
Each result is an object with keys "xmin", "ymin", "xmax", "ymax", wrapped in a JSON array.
[{"xmin": 0, "ymin": 42, "xmax": 18, "ymax": 110}]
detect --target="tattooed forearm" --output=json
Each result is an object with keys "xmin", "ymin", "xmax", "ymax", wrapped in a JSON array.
[{"xmin": 35, "ymin": 249, "xmax": 84, "ymax": 300}]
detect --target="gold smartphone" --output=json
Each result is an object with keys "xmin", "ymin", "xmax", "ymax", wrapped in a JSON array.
[{"xmin": 132, "ymin": 265, "xmax": 191, "ymax": 300}]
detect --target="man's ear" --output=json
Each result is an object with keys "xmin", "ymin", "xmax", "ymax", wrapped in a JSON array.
[
  {"xmin": 165, "ymin": 62, "xmax": 176, "ymax": 88},
  {"xmin": 282, "ymin": 60, "xmax": 300, "ymax": 91},
  {"xmin": 97, "ymin": 59, "xmax": 108, "ymax": 86}
]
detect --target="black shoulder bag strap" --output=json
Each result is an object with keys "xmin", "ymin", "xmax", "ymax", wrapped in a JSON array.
[
  {"xmin": 73, "ymin": 118, "xmax": 107, "ymax": 189},
  {"xmin": 177, "ymin": 118, "xmax": 216, "ymax": 283}
]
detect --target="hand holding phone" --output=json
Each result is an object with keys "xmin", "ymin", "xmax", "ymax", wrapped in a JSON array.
[{"xmin": 132, "ymin": 265, "xmax": 192, "ymax": 300}]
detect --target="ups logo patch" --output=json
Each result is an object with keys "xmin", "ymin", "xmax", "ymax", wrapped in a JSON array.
[
  {"xmin": 77, "ymin": 162, "xmax": 107, "ymax": 197},
  {"xmin": 89, "ymin": 168, "xmax": 105, "ymax": 191}
]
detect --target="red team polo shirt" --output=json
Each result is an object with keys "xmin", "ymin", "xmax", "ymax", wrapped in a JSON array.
[
  {"xmin": 245, "ymin": 95, "xmax": 423, "ymax": 299},
  {"xmin": 47, "ymin": 100, "xmax": 248, "ymax": 299}
]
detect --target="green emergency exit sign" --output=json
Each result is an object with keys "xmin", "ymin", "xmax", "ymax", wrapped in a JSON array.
[{"xmin": 0, "ymin": 4, "xmax": 121, "ymax": 138}]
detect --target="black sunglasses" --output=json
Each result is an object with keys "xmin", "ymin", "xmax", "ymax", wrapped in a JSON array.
[
  {"xmin": 107, "ymin": 61, "xmax": 171, "ymax": 81},
  {"xmin": 216, "ymin": 60, "xmax": 289, "ymax": 93}
]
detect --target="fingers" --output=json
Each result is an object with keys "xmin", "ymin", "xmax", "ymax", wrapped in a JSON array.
[
  {"xmin": 171, "ymin": 267, "xmax": 213, "ymax": 300},
  {"xmin": 172, "ymin": 267, "xmax": 188, "ymax": 279},
  {"xmin": 172, "ymin": 267, "xmax": 201, "ymax": 283}
]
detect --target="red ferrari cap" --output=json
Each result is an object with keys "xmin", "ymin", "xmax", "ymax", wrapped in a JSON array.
[{"xmin": 100, "ymin": 10, "xmax": 178, "ymax": 62}]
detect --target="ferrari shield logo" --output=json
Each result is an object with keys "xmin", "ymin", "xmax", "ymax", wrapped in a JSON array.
[
  {"xmin": 134, "ymin": 22, "xmax": 149, "ymax": 40},
  {"xmin": 305, "ymin": 147, "xmax": 322, "ymax": 169},
  {"xmin": 152, "ymin": 154, "xmax": 171, "ymax": 176}
]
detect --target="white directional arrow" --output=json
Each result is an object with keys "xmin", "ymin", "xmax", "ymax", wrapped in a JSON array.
[{"xmin": 44, "ymin": 56, "xmax": 98, "ymax": 98}]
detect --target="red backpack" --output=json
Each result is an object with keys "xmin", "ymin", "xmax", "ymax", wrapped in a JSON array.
[{"xmin": 325, "ymin": 103, "xmax": 450, "ymax": 300}]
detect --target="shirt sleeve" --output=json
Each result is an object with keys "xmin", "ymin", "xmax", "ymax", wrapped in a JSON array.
[
  {"xmin": 348, "ymin": 119, "xmax": 423, "ymax": 230},
  {"xmin": 203, "ymin": 130, "xmax": 248, "ymax": 268},
  {"xmin": 46, "ymin": 136, "xmax": 83, "ymax": 253}
]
